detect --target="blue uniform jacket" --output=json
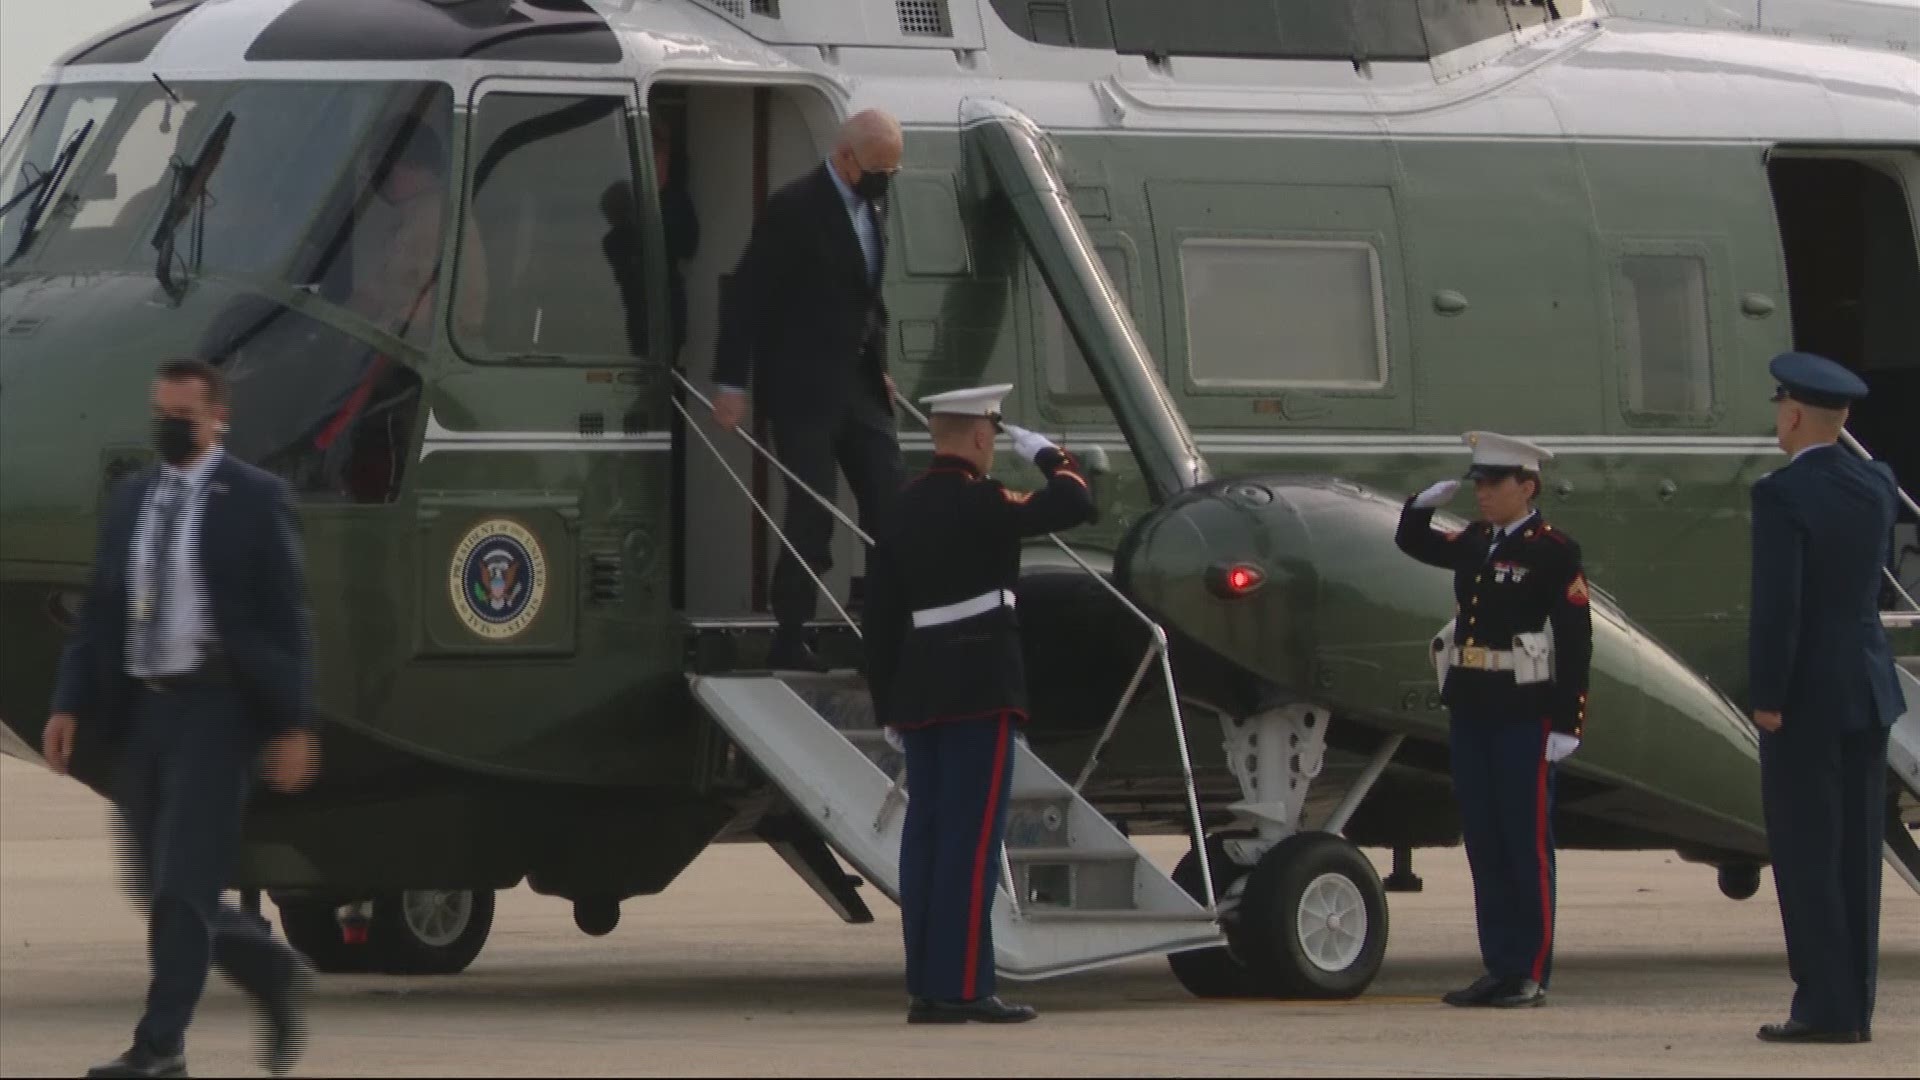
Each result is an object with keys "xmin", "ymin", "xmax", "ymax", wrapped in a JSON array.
[
  {"xmin": 52, "ymin": 455, "xmax": 316, "ymax": 756},
  {"xmin": 1747, "ymin": 444, "xmax": 1903, "ymax": 731}
]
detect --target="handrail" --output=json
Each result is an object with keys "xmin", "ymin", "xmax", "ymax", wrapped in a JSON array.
[
  {"xmin": 1839, "ymin": 427, "xmax": 1920, "ymax": 614},
  {"xmin": 892, "ymin": 397, "xmax": 1216, "ymax": 913},
  {"xmin": 668, "ymin": 371, "xmax": 1217, "ymax": 914}
]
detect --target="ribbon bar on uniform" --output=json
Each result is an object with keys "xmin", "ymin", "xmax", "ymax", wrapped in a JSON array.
[{"xmin": 911, "ymin": 589, "xmax": 1017, "ymax": 629}]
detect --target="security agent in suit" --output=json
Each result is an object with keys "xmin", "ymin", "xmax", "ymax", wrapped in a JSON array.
[
  {"xmin": 1395, "ymin": 431, "xmax": 1593, "ymax": 1010},
  {"xmin": 1748, "ymin": 351, "xmax": 1903, "ymax": 1046},
  {"xmin": 712, "ymin": 109, "xmax": 906, "ymax": 671},
  {"xmin": 863, "ymin": 384, "xmax": 1094, "ymax": 1024},
  {"xmin": 42, "ymin": 359, "xmax": 319, "ymax": 1079}
]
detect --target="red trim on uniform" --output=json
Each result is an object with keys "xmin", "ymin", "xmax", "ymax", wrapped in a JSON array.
[
  {"xmin": 962, "ymin": 713, "xmax": 1012, "ymax": 1000},
  {"xmin": 1530, "ymin": 717, "xmax": 1553, "ymax": 983}
]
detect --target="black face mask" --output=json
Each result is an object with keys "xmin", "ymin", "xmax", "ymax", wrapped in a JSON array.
[
  {"xmin": 854, "ymin": 169, "xmax": 891, "ymax": 203},
  {"xmin": 153, "ymin": 415, "xmax": 197, "ymax": 466}
]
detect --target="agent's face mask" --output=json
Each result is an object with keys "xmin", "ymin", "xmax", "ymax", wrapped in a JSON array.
[{"xmin": 153, "ymin": 414, "xmax": 197, "ymax": 466}]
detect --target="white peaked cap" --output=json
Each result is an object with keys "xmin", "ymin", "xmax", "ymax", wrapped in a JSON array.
[
  {"xmin": 1462, "ymin": 430, "xmax": 1554, "ymax": 475},
  {"xmin": 919, "ymin": 383, "xmax": 1012, "ymax": 419}
]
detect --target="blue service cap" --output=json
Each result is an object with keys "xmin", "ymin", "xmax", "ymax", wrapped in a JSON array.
[{"xmin": 1768, "ymin": 351, "xmax": 1868, "ymax": 410}]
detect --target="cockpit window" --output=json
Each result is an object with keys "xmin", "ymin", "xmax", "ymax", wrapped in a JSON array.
[
  {"xmin": 0, "ymin": 80, "xmax": 457, "ymax": 347},
  {"xmin": 0, "ymin": 86, "xmax": 121, "ymax": 264}
]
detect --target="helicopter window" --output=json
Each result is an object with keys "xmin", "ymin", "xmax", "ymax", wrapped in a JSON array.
[
  {"xmin": 1179, "ymin": 237, "xmax": 1388, "ymax": 389},
  {"xmin": 204, "ymin": 299, "xmax": 423, "ymax": 506},
  {"xmin": 1613, "ymin": 253, "xmax": 1715, "ymax": 417},
  {"xmin": 0, "ymin": 86, "xmax": 126, "ymax": 264},
  {"xmin": 455, "ymin": 92, "xmax": 646, "ymax": 364}
]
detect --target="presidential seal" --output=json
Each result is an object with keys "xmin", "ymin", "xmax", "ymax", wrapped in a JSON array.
[{"xmin": 450, "ymin": 518, "xmax": 547, "ymax": 640}]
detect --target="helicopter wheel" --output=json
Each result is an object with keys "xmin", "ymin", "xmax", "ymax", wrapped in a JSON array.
[
  {"xmin": 1717, "ymin": 863, "xmax": 1763, "ymax": 901},
  {"xmin": 1228, "ymin": 832, "xmax": 1389, "ymax": 1000},
  {"xmin": 368, "ymin": 889, "xmax": 495, "ymax": 975},
  {"xmin": 1167, "ymin": 834, "xmax": 1258, "ymax": 998}
]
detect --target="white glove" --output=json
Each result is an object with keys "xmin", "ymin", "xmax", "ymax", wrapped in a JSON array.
[
  {"xmin": 1001, "ymin": 423, "xmax": 1058, "ymax": 463},
  {"xmin": 882, "ymin": 726, "xmax": 904, "ymax": 753},
  {"xmin": 1412, "ymin": 479, "xmax": 1460, "ymax": 509},
  {"xmin": 1545, "ymin": 732, "xmax": 1579, "ymax": 763}
]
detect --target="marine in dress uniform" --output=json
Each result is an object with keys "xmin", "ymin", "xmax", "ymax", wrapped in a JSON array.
[
  {"xmin": 1395, "ymin": 432, "xmax": 1593, "ymax": 1009},
  {"xmin": 1748, "ymin": 351, "xmax": 1902, "ymax": 1046},
  {"xmin": 863, "ymin": 384, "xmax": 1094, "ymax": 1024}
]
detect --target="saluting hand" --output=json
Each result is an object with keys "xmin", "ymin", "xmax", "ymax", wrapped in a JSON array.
[
  {"xmin": 261, "ymin": 729, "xmax": 321, "ymax": 793},
  {"xmin": 1001, "ymin": 423, "xmax": 1057, "ymax": 463},
  {"xmin": 1413, "ymin": 479, "xmax": 1460, "ymax": 509},
  {"xmin": 1752, "ymin": 710, "xmax": 1783, "ymax": 734},
  {"xmin": 41, "ymin": 713, "xmax": 76, "ymax": 776}
]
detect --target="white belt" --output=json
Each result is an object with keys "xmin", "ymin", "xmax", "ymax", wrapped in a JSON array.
[
  {"xmin": 1448, "ymin": 644, "xmax": 1518, "ymax": 673},
  {"xmin": 912, "ymin": 589, "xmax": 1016, "ymax": 629}
]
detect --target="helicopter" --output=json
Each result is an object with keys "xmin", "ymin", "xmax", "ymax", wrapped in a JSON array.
[{"xmin": 1, "ymin": 0, "xmax": 1916, "ymax": 997}]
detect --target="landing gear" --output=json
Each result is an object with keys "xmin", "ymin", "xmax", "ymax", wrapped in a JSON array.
[
  {"xmin": 573, "ymin": 896, "xmax": 621, "ymax": 936},
  {"xmin": 1230, "ymin": 832, "xmax": 1389, "ymax": 999},
  {"xmin": 1167, "ymin": 834, "xmax": 1257, "ymax": 998},
  {"xmin": 1169, "ymin": 704, "xmax": 1404, "ymax": 1001},
  {"xmin": 1717, "ymin": 863, "xmax": 1763, "ymax": 901},
  {"xmin": 274, "ymin": 889, "xmax": 495, "ymax": 975}
]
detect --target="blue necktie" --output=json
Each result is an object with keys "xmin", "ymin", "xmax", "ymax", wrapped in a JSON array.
[{"xmin": 138, "ymin": 477, "xmax": 186, "ymax": 672}]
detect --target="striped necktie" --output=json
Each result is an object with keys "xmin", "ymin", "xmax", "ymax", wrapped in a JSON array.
[{"xmin": 137, "ymin": 476, "xmax": 187, "ymax": 672}]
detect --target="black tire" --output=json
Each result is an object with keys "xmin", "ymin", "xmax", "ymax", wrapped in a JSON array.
[
  {"xmin": 1717, "ymin": 863, "xmax": 1762, "ymax": 901},
  {"xmin": 1167, "ymin": 834, "xmax": 1258, "ymax": 999},
  {"xmin": 275, "ymin": 898, "xmax": 373, "ymax": 974},
  {"xmin": 1230, "ymin": 832, "xmax": 1389, "ymax": 1000},
  {"xmin": 573, "ymin": 897, "xmax": 620, "ymax": 937},
  {"xmin": 368, "ymin": 889, "xmax": 494, "ymax": 975}
]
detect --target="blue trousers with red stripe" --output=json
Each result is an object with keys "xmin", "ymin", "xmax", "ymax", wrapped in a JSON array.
[
  {"xmin": 1448, "ymin": 709, "xmax": 1558, "ymax": 988},
  {"xmin": 898, "ymin": 714, "xmax": 1015, "ymax": 1002}
]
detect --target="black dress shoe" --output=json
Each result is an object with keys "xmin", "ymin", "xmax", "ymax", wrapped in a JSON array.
[
  {"xmin": 258, "ymin": 954, "xmax": 314, "ymax": 1076},
  {"xmin": 907, "ymin": 996, "xmax": 1038, "ymax": 1024},
  {"xmin": 766, "ymin": 634, "xmax": 827, "ymax": 673},
  {"xmin": 1486, "ymin": 978, "xmax": 1546, "ymax": 1008},
  {"xmin": 1442, "ymin": 972, "xmax": 1502, "ymax": 1007},
  {"xmin": 86, "ymin": 1045, "xmax": 187, "ymax": 1078},
  {"xmin": 1757, "ymin": 1020, "xmax": 1865, "ymax": 1044}
]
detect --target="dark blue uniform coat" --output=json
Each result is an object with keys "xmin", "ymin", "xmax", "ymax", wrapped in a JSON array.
[{"xmin": 1748, "ymin": 443, "xmax": 1901, "ymax": 1036}]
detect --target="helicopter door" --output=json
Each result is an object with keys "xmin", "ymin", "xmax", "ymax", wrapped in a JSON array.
[
  {"xmin": 1767, "ymin": 150, "xmax": 1920, "ymax": 597},
  {"xmin": 661, "ymin": 82, "xmax": 848, "ymax": 624}
]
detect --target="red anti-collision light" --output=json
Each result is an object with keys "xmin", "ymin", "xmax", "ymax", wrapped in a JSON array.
[{"xmin": 1206, "ymin": 562, "xmax": 1266, "ymax": 599}]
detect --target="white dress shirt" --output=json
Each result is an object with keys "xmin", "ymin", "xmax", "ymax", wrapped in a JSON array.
[{"xmin": 126, "ymin": 447, "xmax": 223, "ymax": 678}]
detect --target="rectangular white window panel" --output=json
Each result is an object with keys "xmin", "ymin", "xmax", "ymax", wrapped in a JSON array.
[
  {"xmin": 1616, "ymin": 254, "xmax": 1714, "ymax": 416},
  {"xmin": 1181, "ymin": 238, "xmax": 1388, "ymax": 389}
]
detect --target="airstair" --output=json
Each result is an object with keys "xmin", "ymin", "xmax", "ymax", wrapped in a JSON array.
[
  {"xmin": 669, "ymin": 332, "xmax": 1225, "ymax": 978},
  {"xmin": 691, "ymin": 672, "xmax": 1223, "ymax": 978},
  {"xmin": 1842, "ymin": 430, "xmax": 1920, "ymax": 894}
]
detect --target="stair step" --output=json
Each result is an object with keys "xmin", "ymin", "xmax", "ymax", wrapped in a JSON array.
[
  {"xmin": 1013, "ymin": 907, "xmax": 1220, "ymax": 924},
  {"xmin": 1007, "ymin": 847, "xmax": 1137, "ymax": 865}
]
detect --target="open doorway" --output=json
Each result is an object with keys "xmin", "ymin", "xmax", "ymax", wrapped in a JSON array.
[
  {"xmin": 1768, "ymin": 151, "xmax": 1920, "ymax": 601},
  {"xmin": 653, "ymin": 81, "xmax": 853, "ymax": 624}
]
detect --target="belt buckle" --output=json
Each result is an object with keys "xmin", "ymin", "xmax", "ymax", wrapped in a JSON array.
[{"xmin": 1459, "ymin": 645, "xmax": 1487, "ymax": 670}]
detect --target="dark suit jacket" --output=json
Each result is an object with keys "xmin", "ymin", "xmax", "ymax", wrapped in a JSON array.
[
  {"xmin": 1748, "ymin": 444, "xmax": 1903, "ymax": 731},
  {"xmin": 52, "ymin": 452, "xmax": 315, "ymax": 760},
  {"xmin": 712, "ymin": 163, "xmax": 891, "ymax": 426}
]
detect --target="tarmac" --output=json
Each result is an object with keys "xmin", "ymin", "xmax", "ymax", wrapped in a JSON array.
[{"xmin": 1, "ymin": 756, "xmax": 1914, "ymax": 1077}]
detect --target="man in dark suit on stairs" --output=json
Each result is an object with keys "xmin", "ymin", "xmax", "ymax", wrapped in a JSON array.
[
  {"xmin": 1748, "ymin": 350, "xmax": 1903, "ymax": 1046},
  {"xmin": 711, "ymin": 109, "xmax": 906, "ymax": 671},
  {"xmin": 42, "ymin": 358, "xmax": 320, "ymax": 1078}
]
